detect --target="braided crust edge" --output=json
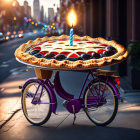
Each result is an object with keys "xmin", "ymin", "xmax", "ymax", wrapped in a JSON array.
[{"xmin": 15, "ymin": 35, "xmax": 129, "ymax": 70}]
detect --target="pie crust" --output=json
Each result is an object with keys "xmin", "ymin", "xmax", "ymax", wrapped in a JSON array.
[{"xmin": 15, "ymin": 35, "xmax": 129, "ymax": 70}]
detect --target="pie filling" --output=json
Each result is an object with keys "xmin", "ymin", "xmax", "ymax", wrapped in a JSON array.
[{"xmin": 27, "ymin": 40, "xmax": 117, "ymax": 61}]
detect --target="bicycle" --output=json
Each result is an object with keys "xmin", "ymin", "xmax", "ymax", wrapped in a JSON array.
[{"xmin": 20, "ymin": 68, "xmax": 121, "ymax": 126}]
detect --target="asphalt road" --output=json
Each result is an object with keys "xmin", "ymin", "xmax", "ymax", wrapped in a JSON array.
[{"xmin": 0, "ymin": 32, "xmax": 46, "ymax": 83}]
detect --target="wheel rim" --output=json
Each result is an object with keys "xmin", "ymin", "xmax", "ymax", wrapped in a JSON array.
[
  {"xmin": 85, "ymin": 82, "xmax": 115, "ymax": 124},
  {"xmin": 22, "ymin": 82, "xmax": 51, "ymax": 124}
]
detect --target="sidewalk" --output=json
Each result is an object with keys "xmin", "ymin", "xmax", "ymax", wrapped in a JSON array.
[
  {"xmin": 0, "ymin": 67, "xmax": 140, "ymax": 140},
  {"xmin": 0, "ymin": 67, "xmax": 35, "ymax": 127},
  {"xmin": 0, "ymin": 100, "xmax": 140, "ymax": 140}
]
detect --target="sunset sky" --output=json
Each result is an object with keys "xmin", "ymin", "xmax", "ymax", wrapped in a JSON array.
[{"xmin": 17, "ymin": 0, "xmax": 60, "ymax": 17}]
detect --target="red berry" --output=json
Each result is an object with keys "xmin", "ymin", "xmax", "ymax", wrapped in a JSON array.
[
  {"xmin": 60, "ymin": 51, "xmax": 70, "ymax": 56},
  {"xmin": 74, "ymin": 40, "xmax": 81, "ymax": 41},
  {"xmin": 59, "ymin": 39, "xmax": 66, "ymax": 41},
  {"xmin": 40, "ymin": 51, "xmax": 49, "ymax": 55},
  {"xmin": 48, "ymin": 41, "xmax": 56, "ymax": 43},
  {"xmin": 97, "ymin": 49, "xmax": 106, "ymax": 54},
  {"xmin": 68, "ymin": 53, "xmax": 79, "ymax": 58},
  {"xmin": 76, "ymin": 51, "xmax": 85, "ymax": 55},
  {"xmin": 86, "ymin": 42, "xmax": 94, "ymax": 43},
  {"xmin": 32, "ymin": 46, "xmax": 41, "ymax": 50},
  {"xmin": 99, "ymin": 44, "xmax": 108, "ymax": 47},
  {"xmin": 87, "ymin": 51, "xmax": 95, "ymax": 55}
]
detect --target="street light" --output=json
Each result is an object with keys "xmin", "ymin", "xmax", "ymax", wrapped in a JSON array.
[
  {"xmin": 13, "ymin": 17, "xmax": 16, "ymax": 21},
  {"xmin": 12, "ymin": 1, "xmax": 16, "ymax": 7}
]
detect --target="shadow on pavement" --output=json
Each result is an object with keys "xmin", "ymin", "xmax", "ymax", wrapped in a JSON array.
[{"xmin": 27, "ymin": 125, "xmax": 140, "ymax": 140}]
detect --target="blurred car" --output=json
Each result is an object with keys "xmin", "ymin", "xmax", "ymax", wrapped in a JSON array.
[
  {"xmin": 18, "ymin": 33, "xmax": 24, "ymax": 38},
  {"xmin": 10, "ymin": 34, "xmax": 15, "ymax": 39},
  {"xmin": 14, "ymin": 34, "xmax": 18, "ymax": 38},
  {"xmin": 33, "ymin": 30, "xmax": 37, "ymax": 33},
  {"xmin": 0, "ymin": 32, "xmax": 4, "ymax": 42},
  {"xmin": 3, "ymin": 31, "xmax": 11, "ymax": 41},
  {"xmin": 12, "ymin": 31, "xmax": 18, "ymax": 38},
  {"xmin": 3, "ymin": 35, "xmax": 10, "ymax": 41}
]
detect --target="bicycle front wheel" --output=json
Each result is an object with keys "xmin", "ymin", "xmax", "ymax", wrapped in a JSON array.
[
  {"xmin": 22, "ymin": 80, "xmax": 52, "ymax": 126},
  {"xmin": 84, "ymin": 81, "xmax": 118, "ymax": 126}
]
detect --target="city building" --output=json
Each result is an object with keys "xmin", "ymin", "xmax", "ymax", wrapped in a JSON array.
[
  {"xmin": 23, "ymin": 0, "xmax": 31, "ymax": 18},
  {"xmin": 40, "ymin": 5, "xmax": 44, "ymax": 22},
  {"xmin": 33, "ymin": 0, "xmax": 40, "ymax": 22},
  {"xmin": 60, "ymin": 0, "xmax": 140, "ymax": 89},
  {"xmin": 28, "ymin": 6, "xmax": 31, "ymax": 17},
  {"xmin": 48, "ymin": 8, "xmax": 54, "ymax": 23}
]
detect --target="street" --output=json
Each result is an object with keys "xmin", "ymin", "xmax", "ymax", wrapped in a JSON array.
[
  {"xmin": 0, "ymin": 32, "xmax": 140, "ymax": 139},
  {"xmin": 0, "ymin": 32, "xmax": 46, "ymax": 83}
]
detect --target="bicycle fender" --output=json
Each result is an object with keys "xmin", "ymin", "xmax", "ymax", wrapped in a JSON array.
[
  {"xmin": 85, "ymin": 78, "xmax": 120, "ymax": 99},
  {"xmin": 107, "ymin": 80, "xmax": 120, "ymax": 99}
]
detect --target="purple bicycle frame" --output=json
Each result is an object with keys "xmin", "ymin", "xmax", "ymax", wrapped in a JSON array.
[{"xmin": 23, "ymin": 69, "xmax": 120, "ymax": 114}]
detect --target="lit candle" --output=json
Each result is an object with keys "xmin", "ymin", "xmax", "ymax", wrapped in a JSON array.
[
  {"xmin": 70, "ymin": 25, "xmax": 73, "ymax": 46},
  {"xmin": 67, "ymin": 9, "xmax": 77, "ymax": 46}
]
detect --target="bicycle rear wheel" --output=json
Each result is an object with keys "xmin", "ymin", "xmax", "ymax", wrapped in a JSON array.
[
  {"xmin": 22, "ymin": 80, "xmax": 52, "ymax": 126},
  {"xmin": 84, "ymin": 81, "xmax": 118, "ymax": 126}
]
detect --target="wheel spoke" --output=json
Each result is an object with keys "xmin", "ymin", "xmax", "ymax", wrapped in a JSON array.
[
  {"xmin": 84, "ymin": 81, "xmax": 118, "ymax": 126},
  {"xmin": 22, "ymin": 81, "xmax": 51, "ymax": 125}
]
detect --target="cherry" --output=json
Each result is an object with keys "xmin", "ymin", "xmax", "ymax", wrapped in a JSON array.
[
  {"xmin": 99, "ymin": 44, "xmax": 108, "ymax": 47},
  {"xmin": 51, "ymin": 51, "xmax": 59, "ymax": 55},
  {"xmin": 48, "ymin": 41, "xmax": 56, "ymax": 43},
  {"xmin": 97, "ymin": 49, "xmax": 106, "ymax": 54},
  {"xmin": 40, "ymin": 51, "xmax": 49, "ymax": 55},
  {"xmin": 87, "ymin": 51, "xmax": 95, "ymax": 55},
  {"xmin": 68, "ymin": 53, "xmax": 79, "ymax": 58},
  {"xmin": 86, "ymin": 42, "xmax": 94, "ymax": 43},
  {"xmin": 76, "ymin": 51, "xmax": 85, "ymax": 55},
  {"xmin": 60, "ymin": 51, "xmax": 70, "ymax": 56},
  {"xmin": 32, "ymin": 46, "xmax": 41, "ymax": 50}
]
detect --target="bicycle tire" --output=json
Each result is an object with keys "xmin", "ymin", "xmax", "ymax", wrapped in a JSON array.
[
  {"xmin": 22, "ymin": 79, "xmax": 52, "ymax": 126},
  {"xmin": 83, "ymin": 80, "xmax": 118, "ymax": 126}
]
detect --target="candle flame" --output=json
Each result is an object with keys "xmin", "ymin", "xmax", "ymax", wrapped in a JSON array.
[{"xmin": 67, "ymin": 9, "xmax": 77, "ymax": 27}]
